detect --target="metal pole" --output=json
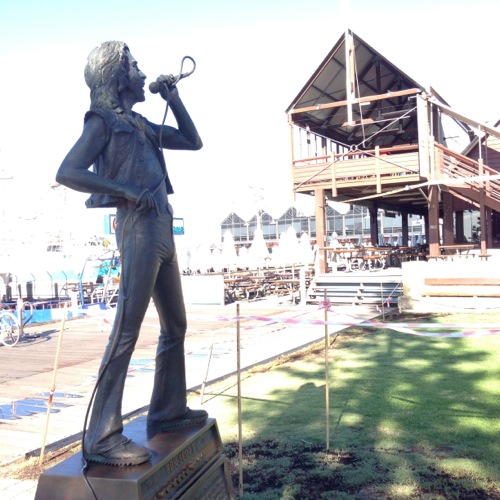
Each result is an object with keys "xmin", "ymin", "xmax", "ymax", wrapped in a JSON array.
[
  {"xmin": 237, "ymin": 303, "xmax": 243, "ymax": 497},
  {"xmin": 381, "ymin": 282, "xmax": 385, "ymax": 320},
  {"xmin": 16, "ymin": 296, "xmax": 24, "ymax": 339},
  {"xmin": 299, "ymin": 267, "xmax": 306, "ymax": 305},
  {"xmin": 324, "ymin": 290, "xmax": 330, "ymax": 450}
]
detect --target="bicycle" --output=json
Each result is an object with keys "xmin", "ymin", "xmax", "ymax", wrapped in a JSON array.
[{"xmin": 0, "ymin": 310, "xmax": 20, "ymax": 347}]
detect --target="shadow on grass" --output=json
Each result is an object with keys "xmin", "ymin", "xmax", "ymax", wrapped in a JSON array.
[{"xmin": 225, "ymin": 312, "xmax": 500, "ymax": 498}]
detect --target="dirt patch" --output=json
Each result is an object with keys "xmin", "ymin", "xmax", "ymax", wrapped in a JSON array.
[
  {"xmin": 0, "ymin": 444, "xmax": 81, "ymax": 481},
  {"xmin": 223, "ymin": 440, "xmax": 500, "ymax": 499}
]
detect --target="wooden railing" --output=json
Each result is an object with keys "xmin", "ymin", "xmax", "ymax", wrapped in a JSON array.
[
  {"xmin": 434, "ymin": 143, "xmax": 500, "ymax": 212},
  {"xmin": 293, "ymin": 141, "xmax": 500, "ymax": 209},
  {"xmin": 293, "ymin": 144, "xmax": 421, "ymax": 193}
]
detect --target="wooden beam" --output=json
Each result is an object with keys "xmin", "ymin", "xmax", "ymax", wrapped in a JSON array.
[
  {"xmin": 341, "ymin": 118, "xmax": 374, "ymax": 127},
  {"xmin": 425, "ymin": 277, "xmax": 500, "ymax": 286},
  {"xmin": 289, "ymin": 88, "xmax": 422, "ymax": 116},
  {"xmin": 431, "ymin": 100, "xmax": 500, "ymax": 140}
]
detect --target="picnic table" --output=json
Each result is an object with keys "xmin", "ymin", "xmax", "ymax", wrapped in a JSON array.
[{"xmin": 425, "ymin": 244, "xmax": 477, "ymax": 261}]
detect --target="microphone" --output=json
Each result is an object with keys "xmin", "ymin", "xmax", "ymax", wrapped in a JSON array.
[
  {"xmin": 149, "ymin": 73, "xmax": 191, "ymax": 94},
  {"xmin": 149, "ymin": 56, "xmax": 196, "ymax": 94}
]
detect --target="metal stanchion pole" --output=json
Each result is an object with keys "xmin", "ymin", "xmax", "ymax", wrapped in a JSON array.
[
  {"xmin": 16, "ymin": 296, "xmax": 24, "ymax": 339},
  {"xmin": 381, "ymin": 282, "xmax": 385, "ymax": 319},
  {"xmin": 236, "ymin": 303, "xmax": 243, "ymax": 496},
  {"xmin": 324, "ymin": 290, "xmax": 330, "ymax": 450}
]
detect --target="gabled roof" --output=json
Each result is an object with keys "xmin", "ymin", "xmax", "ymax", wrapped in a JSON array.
[
  {"xmin": 286, "ymin": 30, "xmax": 425, "ymax": 149},
  {"xmin": 461, "ymin": 118, "xmax": 500, "ymax": 157},
  {"xmin": 220, "ymin": 212, "xmax": 247, "ymax": 225},
  {"xmin": 220, "ymin": 194, "xmax": 353, "ymax": 225}
]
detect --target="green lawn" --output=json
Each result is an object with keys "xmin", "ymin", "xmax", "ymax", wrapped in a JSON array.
[{"xmin": 195, "ymin": 312, "xmax": 500, "ymax": 499}]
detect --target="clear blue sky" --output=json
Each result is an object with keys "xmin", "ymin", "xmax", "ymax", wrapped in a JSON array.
[{"xmin": 1, "ymin": 0, "xmax": 498, "ymax": 244}]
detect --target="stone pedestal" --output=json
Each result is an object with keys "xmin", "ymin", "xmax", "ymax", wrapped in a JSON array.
[{"xmin": 35, "ymin": 417, "xmax": 235, "ymax": 499}]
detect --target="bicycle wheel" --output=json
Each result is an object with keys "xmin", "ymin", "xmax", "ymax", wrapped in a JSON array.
[{"xmin": 0, "ymin": 312, "xmax": 20, "ymax": 347}]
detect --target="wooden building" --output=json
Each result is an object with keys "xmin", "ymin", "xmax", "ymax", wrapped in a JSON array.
[{"xmin": 286, "ymin": 30, "xmax": 500, "ymax": 273}]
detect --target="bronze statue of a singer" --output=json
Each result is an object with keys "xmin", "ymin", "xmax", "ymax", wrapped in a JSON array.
[{"xmin": 56, "ymin": 41, "xmax": 206, "ymax": 466}]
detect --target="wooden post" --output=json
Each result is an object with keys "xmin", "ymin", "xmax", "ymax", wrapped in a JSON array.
[
  {"xmin": 330, "ymin": 154, "xmax": 338, "ymax": 197},
  {"xmin": 456, "ymin": 211, "xmax": 465, "ymax": 243},
  {"xmin": 369, "ymin": 205, "xmax": 379, "ymax": 247},
  {"xmin": 417, "ymin": 93, "xmax": 430, "ymax": 178},
  {"xmin": 315, "ymin": 189, "xmax": 327, "ymax": 274},
  {"xmin": 39, "ymin": 307, "xmax": 67, "ymax": 465},
  {"xmin": 401, "ymin": 211, "xmax": 409, "ymax": 248},
  {"xmin": 442, "ymin": 191, "xmax": 454, "ymax": 245},
  {"xmin": 478, "ymin": 158, "xmax": 488, "ymax": 255},
  {"xmin": 345, "ymin": 30, "xmax": 355, "ymax": 126},
  {"xmin": 428, "ymin": 185, "xmax": 440, "ymax": 256},
  {"xmin": 486, "ymin": 207, "xmax": 493, "ymax": 249},
  {"xmin": 199, "ymin": 329, "xmax": 217, "ymax": 405},
  {"xmin": 288, "ymin": 116, "xmax": 295, "ymax": 193},
  {"xmin": 375, "ymin": 145, "xmax": 381, "ymax": 193},
  {"xmin": 485, "ymin": 169, "xmax": 493, "ymax": 249}
]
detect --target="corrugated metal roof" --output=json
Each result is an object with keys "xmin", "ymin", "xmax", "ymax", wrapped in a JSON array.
[{"xmin": 286, "ymin": 29, "xmax": 426, "ymax": 149}]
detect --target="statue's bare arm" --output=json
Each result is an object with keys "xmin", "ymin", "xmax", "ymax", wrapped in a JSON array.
[
  {"xmin": 152, "ymin": 86, "xmax": 203, "ymax": 151},
  {"xmin": 56, "ymin": 115, "xmax": 157, "ymax": 211}
]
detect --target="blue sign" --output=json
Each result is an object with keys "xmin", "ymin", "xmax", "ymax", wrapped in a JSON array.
[{"xmin": 173, "ymin": 217, "xmax": 184, "ymax": 235}]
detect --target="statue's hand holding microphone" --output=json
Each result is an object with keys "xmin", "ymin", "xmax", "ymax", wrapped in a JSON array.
[{"xmin": 149, "ymin": 55, "xmax": 196, "ymax": 101}]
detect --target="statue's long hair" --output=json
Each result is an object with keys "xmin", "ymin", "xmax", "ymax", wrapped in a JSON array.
[{"xmin": 84, "ymin": 41, "xmax": 130, "ymax": 110}]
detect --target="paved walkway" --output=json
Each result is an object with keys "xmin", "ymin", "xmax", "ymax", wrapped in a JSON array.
[{"xmin": 0, "ymin": 297, "xmax": 380, "ymax": 499}]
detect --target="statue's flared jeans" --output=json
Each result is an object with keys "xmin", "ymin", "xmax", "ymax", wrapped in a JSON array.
[{"xmin": 85, "ymin": 206, "xmax": 187, "ymax": 454}]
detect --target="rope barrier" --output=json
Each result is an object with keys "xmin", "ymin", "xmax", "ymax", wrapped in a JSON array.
[
  {"xmin": 78, "ymin": 303, "xmax": 500, "ymax": 338},
  {"xmin": 213, "ymin": 314, "xmax": 500, "ymax": 338}
]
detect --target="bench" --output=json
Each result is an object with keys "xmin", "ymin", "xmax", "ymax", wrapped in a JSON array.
[
  {"xmin": 426, "ymin": 255, "xmax": 449, "ymax": 261},
  {"xmin": 422, "ymin": 277, "xmax": 500, "ymax": 297},
  {"xmin": 449, "ymin": 253, "xmax": 475, "ymax": 259},
  {"xmin": 478, "ymin": 254, "xmax": 492, "ymax": 261},
  {"xmin": 431, "ymin": 244, "xmax": 479, "ymax": 261},
  {"xmin": 426, "ymin": 254, "xmax": 477, "ymax": 261}
]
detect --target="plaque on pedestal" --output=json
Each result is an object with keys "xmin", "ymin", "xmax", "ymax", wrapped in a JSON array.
[{"xmin": 35, "ymin": 417, "xmax": 235, "ymax": 499}]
